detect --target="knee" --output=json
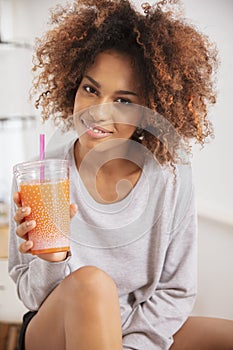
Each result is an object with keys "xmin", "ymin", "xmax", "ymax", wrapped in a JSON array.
[{"xmin": 61, "ymin": 266, "xmax": 118, "ymax": 302}]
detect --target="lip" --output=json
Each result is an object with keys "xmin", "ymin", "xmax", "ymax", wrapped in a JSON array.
[{"xmin": 81, "ymin": 118, "xmax": 113, "ymax": 139}]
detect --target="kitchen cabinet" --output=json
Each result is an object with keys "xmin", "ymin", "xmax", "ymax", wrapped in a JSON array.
[
  {"xmin": 0, "ymin": 226, "xmax": 8, "ymax": 259},
  {"xmin": 0, "ymin": 259, "xmax": 27, "ymax": 323}
]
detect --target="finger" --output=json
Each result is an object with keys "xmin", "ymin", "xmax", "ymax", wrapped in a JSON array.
[
  {"xmin": 70, "ymin": 203, "xmax": 78, "ymax": 219},
  {"xmin": 13, "ymin": 192, "xmax": 21, "ymax": 208},
  {"xmin": 16, "ymin": 220, "xmax": 36, "ymax": 239},
  {"xmin": 14, "ymin": 207, "xmax": 31, "ymax": 225},
  {"xmin": 19, "ymin": 240, "xmax": 33, "ymax": 254}
]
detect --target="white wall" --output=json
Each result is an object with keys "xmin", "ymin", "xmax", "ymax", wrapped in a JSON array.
[
  {"xmin": 192, "ymin": 217, "xmax": 233, "ymax": 319},
  {"xmin": 182, "ymin": 0, "xmax": 233, "ymax": 226},
  {"xmin": 0, "ymin": 0, "xmax": 232, "ymax": 320}
]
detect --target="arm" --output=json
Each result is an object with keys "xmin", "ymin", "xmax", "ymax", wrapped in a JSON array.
[
  {"xmin": 8, "ymin": 178, "xmax": 73, "ymax": 310},
  {"xmin": 123, "ymin": 184, "xmax": 197, "ymax": 350}
]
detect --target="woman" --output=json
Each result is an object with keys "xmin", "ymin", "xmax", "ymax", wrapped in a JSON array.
[{"xmin": 9, "ymin": 0, "xmax": 233, "ymax": 349}]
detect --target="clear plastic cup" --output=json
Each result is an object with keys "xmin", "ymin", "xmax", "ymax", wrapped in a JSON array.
[{"xmin": 13, "ymin": 159, "xmax": 70, "ymax": 255}]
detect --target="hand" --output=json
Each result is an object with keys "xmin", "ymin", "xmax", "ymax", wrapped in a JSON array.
[{"xmin": 13, "ymin": 192, "xmax": 78, "ymax": 262}]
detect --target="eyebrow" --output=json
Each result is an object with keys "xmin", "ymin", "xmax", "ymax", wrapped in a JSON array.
[{"xmin": 84, "ymin": 75, "xmax": 139, "ymax": 97}]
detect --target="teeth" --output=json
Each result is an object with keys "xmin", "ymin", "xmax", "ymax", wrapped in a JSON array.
[
  {"xmin": 82, "ymin": 119, "xmax": 108, "ymax": 134},
  {"xmin": 93, "ymin": 128, "xmax": 102, "ymax": 133}
]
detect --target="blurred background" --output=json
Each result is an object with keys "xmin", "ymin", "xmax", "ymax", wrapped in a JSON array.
[{"xmin": 0, "ymin": 0, "xmax": 232, "ymax": 327}]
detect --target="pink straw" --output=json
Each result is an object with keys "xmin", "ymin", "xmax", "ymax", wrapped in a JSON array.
[
  {"xmin": 40, "ymin": 134, "xmax": 45, "ymax": 181},
  {"xmin": 40, "ymin": 134, "xmax": 45, "ymax": 160}
]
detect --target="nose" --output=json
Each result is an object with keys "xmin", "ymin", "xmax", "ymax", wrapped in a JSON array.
[{"xmin": 88, "ymin": 100, "xmax": 114, "ymax": 122}]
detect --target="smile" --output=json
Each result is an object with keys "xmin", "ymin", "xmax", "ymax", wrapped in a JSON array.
[{"xmin": 81, "ymin": 118, "xmax": 113, "ymax": 139}]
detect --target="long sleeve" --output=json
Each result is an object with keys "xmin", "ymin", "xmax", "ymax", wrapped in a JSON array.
[
  {"xmin": 122, "ymin": 185, "xmax": 198, "ymax": 350},
  {"xmin": 8, "ymin": 178, "xmax": 71, "ymax": 311},
  {"xmin": 8, "ymin": 146, "xmax": 198, "ymax": 346}
]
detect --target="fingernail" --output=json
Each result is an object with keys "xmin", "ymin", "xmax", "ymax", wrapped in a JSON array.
[
  {"xmin": 25, "ymin": 241, "xmax": 32, "ymax": 247},
  {"xmin": 22, "ymin": 207, "xmax": 30, "ymax": 213},
  {"xmin": 26, "ymin": 220, "xmax": 35, "ymax": 227}
]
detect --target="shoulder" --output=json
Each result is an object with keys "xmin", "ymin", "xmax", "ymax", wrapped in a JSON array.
[
  {"xmin": 144, "ymin": 153, "xmax": 193, "ymax": 188},
  {"xmin": 145, "ymin": 154, "xmax": 195, "ymax": 210}
]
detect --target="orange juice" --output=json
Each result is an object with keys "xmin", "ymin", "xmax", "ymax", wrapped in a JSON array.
[{"xmin": 20, "ymin": 179, "xmax": 70, "ymax": 254}]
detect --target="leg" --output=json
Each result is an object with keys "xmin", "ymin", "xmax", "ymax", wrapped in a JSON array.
[
  {"xmin": 171, "ymin": 316, "xmax": 233, "ymax": 350},
  {"xmin": 25, "ymin": 266, "xmax": 122, "ymax": 350}
]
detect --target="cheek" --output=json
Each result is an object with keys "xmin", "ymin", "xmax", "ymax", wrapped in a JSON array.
[
  {"xmin": 73, "ymin": 92, "xmax": 83, "ymax": 133},
  {"xmin": 73, "ymin": 90, "xmax": 81, "ymax": 113},
  {"xmin": 73, "ymin": 89, "xmax": 96, "ymax": 116},
  {"xmin": 112, "ymin": 104, "xmax": 143, "ymax": 128},
  {"xmin": 117, "ymin": 124, "xmax": 137, "ymax": 136}
]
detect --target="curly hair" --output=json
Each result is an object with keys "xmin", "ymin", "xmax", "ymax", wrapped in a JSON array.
[{"xmin": 31, "ymin": 0, "xmax": 218, "ymax": 165}]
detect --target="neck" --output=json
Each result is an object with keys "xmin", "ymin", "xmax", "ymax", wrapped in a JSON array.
[
  {"xmin": 74, "ymin": 139, "xmax": 143, "ymax": 177},
  {"xmin": 73, "ymin": 139, "xmax": 145, "ymax": 203}
]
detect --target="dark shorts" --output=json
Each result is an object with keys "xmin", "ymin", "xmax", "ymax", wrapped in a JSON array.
[{"xmin": 18, "ymin": 311, "xmax": 37, "ymax": 350}]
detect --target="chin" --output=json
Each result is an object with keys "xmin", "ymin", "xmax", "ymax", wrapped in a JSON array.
[{"xmin": 80, "ymin": 136, "xmax": 132, "ymax": 155}]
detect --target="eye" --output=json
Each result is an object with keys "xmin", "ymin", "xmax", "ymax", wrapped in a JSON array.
[
  {"xmin": 83, "ymin": 85, "xmax": 98, "ymax": 95},
  {"xmin": 115, "ymin": 98, "xmax": 131, "ymax": 105}
]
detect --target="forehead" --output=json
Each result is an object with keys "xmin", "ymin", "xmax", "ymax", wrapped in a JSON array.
[{"xmin": 85, "ymin": 50, "xmax": 142, "ymax": 89}]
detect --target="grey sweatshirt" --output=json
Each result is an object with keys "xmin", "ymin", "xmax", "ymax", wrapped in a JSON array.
[{"xmin": 8, "ymin": 140, "xmax": 197, "ymax": 350}]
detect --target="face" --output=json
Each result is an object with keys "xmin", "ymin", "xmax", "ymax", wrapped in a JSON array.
[{"xmin": 73, "ymin": 50, "xmax": 145, "ymax": 154}]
